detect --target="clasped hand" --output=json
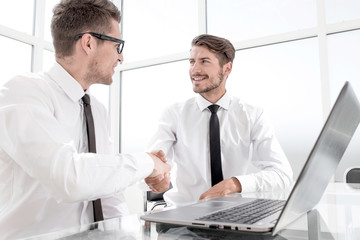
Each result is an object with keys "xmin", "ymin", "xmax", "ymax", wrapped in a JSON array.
[{"xmin": 146, "ymin": 150, "xmax": 171, "ymax": 193}]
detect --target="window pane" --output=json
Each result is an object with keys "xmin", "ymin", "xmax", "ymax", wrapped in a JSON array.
[
  {"xmin": 325, "ymin": 0, "xmax": 360, "ymax": 24},
  {"xmin": 44, "ymin": 0, "xmax": 59, "ymax": 41},
  {"xmin": 228, "ymin": 38, "xmax": 322, "ymax": 178},
  {"xmin": 122, "ymin": 0, "xmax": 198, "ymax": 62},
  {"xmin": 207, "ymin": 0, "xmax": 317, "ymax": 42},
  {"xmin": 121, "ymin": 61, "xmax": 195, "ymax": 153},
  {"xmin": 0, "ymin": 1, "xmax": 35, "ymax": 35},
  {"xmin": 0, "ymin": 36, "xmax": 32, "ymax": 86},
  {"xmin": 328, "ymin": 30, "xmax": 360, "ymax": 181}
]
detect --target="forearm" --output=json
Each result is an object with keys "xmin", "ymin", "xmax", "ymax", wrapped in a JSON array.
[
  {"xmin": 235, "ymin": 169, "xmax": 293, "ymax": 193},
  {"xmin": 0, "ymin": 105, "xmax": 154, "ymax": 202}
]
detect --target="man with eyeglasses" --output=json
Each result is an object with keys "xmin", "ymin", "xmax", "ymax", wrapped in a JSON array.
[{"xmin": 0, "ymin": 0, "xmax": 170, "ymax": 239}]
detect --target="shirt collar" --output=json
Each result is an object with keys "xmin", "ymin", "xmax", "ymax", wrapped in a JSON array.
[
  {"xmin": 196, "ymin": 91, "xmax": 230, "ymax": 112},
  {"xmin": 47, "ymin": 62, "xmax": 85, "ymax": 102}
]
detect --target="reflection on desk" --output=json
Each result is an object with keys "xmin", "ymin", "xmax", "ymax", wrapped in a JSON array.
[
  {"xmin": 279, "ymin": 183, "xmax": 360, "ymax": 240},
  {"xmin": 23, "ymin": 183, "xmax": 360, "ymax": 240},
  {"xmin": 154, "ymin": 222, "xmax": 286, "ymax": 240}
]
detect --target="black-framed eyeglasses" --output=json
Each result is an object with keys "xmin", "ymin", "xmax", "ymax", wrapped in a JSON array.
[{"xmin": 74, "ymin": 32, "xmax": 125, "ymax": 54}]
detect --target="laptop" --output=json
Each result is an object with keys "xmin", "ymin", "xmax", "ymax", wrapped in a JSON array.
[{"xmin": 141, "ymin": 81, "xmax": 360, "ymax": 235}]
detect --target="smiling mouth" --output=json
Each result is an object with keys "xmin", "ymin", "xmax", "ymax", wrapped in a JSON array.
[{"xmin": 192, "ymin": 75, "xmax": 207, "ymax": 81}]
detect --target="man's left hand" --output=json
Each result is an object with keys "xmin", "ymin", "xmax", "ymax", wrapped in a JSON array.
[{"xmin": 199, "ymin": 177, "xmax": 242, "ymax": 200}]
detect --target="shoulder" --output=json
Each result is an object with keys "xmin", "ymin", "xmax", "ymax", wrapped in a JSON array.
[
  {"xmin": 0, "ymin": 72, "xmax": 53, "ymax": 106},
  {"xmin": 165, "ymin": 97, "xmax": 197, "ymax": 114},
  {"xmin": 229, "ymin": 96, "xmax": 264, "ymax": 117},
  {"xmin": 4, "ymin": 72, "xmax": 48, "ymax": 89},
  {"xmin": 158, "ymin": 97, "xmax": 198, "ymax": 123}
]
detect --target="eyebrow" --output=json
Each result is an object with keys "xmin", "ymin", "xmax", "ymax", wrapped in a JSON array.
[{"xmin": 189, "ymin": 57, "xmax": 212, "ymax": 61}]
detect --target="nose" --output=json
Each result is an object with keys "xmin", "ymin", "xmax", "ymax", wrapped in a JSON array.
[
  {"xmin": 118, "ymin": 53, "xmax": 124, "ymax": 63},
  {"xmin": 190, "ymin": 62, "xmax": 201, "ymax": 74}
]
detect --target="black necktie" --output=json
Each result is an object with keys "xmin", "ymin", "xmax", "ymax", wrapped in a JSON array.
[
  {"xmin": 208, "ymin": 104, "xmax": 223, "ymax": 186},
  {"xmin": 82, "ymin": 94, "xmax": 104, "ymax": 222}
]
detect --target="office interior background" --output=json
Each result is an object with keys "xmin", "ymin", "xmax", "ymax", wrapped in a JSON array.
[{"xmin": 1, "ymin": 0, "xmax": 360, "ymax": 214}]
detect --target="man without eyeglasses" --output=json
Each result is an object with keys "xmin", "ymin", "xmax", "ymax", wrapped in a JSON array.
[{"xmin": 145, "ymin": 34, "xmax": 292, "ymax": 207}]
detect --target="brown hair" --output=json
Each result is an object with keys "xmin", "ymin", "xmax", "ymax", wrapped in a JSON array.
[
  {"xmin": 51, "ymin": 0, "xmax": 121, "ymax": 58},
  {"xmin": 191, "ymin": 34, "xmax": 235, "ymax": 66}
]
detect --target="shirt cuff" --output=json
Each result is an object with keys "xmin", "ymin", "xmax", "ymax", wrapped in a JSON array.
[
  {"xmin": 235, "ymin": 174, "xmax": 257, "ymax": 193},
  {"xmin": 129, "ymin": 152, "xmax": 154, "ymax": 180}
]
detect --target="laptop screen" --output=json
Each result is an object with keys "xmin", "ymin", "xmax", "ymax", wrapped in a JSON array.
[{"xmin": 273, "ymin": 81, "xmax": 360, "ymax": 235}]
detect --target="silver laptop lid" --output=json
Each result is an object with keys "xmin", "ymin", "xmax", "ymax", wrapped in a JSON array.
[{"xmin": 273, "ymin": 81, "xmax": 360, "ymax": 235}]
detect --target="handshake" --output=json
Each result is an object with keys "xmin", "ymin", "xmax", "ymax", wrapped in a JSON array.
[{"xmin": 146, "ymin": 150, "xmax": 171, "ymax": 194}]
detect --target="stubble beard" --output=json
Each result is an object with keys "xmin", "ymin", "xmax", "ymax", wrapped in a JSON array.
[
  {"xmin": 85, "ymin": 59, "xmax": 113, "ymax": 86},
  {"xmin": 193, "ymin": 70, "xmax": 224, "ymax": 94}
]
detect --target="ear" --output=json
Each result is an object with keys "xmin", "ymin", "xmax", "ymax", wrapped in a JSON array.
[
  {"xmin": 223, "ymin": 61, "xmax": 232, "ymax": 76},
  {"xmin": 79, "ymin": 34, "xmax": 95, "ymax": 55}
]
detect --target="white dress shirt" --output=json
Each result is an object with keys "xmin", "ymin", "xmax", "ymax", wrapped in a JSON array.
[
  {"xmin": 148, "ymin": 92, "xmax": 293, "ymax": 206},
  {"xmin": 0, "ymin": 63, "xmax": 154, "ymax": 239}
]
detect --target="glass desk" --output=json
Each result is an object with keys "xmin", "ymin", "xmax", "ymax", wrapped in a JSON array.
[{"xmin": 24, "ymin": 183, "xmax": 360, "ymax": 240}]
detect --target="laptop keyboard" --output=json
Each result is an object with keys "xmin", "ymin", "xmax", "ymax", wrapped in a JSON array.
[{"xmin": 196, "ymin": 198, "xmax": 285, "ymax": 224}]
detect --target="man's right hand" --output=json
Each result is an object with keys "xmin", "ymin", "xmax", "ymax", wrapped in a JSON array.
[
  {"xmin": 145, "ymin": 150, "xmax": 171, "ymax": 193},
  {"xmin": 147, "ymin": 150, "xmax": 170, "ymax": 179}
]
